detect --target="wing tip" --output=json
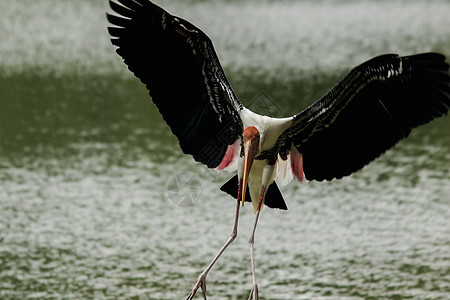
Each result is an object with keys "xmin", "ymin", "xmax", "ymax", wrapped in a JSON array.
[
  {"xmin": 109, "ymin": 1, "xmax": 133, "ymax": 18},
  {"xmin": 106, "ymin": 12, "xmax": 129, "ymax": 28},
  {"xmin": 404, "ymin": 52, "xmax": 447, "ymax": 64},
  {"xmin": 113, "ymin": 0, "xmax": 144, "ymax": 11},
  {"xmin": 408, "ymin": 52, "xmax": 450, "ymax": 120},
  {"xmin": 107, "ymin": 26, "xmax": 124, "ymax": 38}
]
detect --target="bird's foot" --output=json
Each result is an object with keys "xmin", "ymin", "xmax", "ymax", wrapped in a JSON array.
[
  {"xmin": 248, "ymin": 284, "xmax": 259, "ymax": 300},
  {"xmin": 186, "ymin": 273, "xmax": 207, "ymax": 300}
]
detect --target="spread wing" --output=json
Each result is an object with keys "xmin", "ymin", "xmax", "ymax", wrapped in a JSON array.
[
  {"xmin": 262, "ymin": 53, "xmax": 450, "ymax": 181},
  {"xmin": 107, "ymin": 0, "xmax": 243, "ymax": 168}
]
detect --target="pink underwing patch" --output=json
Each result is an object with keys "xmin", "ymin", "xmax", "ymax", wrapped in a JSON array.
[
  {"xmin": 218, "ymin": 140, "xmax": 239, "ymax": 170},
  {"xmin": 290, "ymin": 145, "xmax": 305, "ymax": 182}
]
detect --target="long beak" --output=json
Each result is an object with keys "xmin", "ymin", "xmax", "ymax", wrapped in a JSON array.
[{"xmin": 241, "ymin": 140, "xmax": 257, "ymax": 207}]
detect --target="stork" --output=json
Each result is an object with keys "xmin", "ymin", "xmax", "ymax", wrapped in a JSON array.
[{"xmin": 106, "ymin": 0, "xmax": 450, "ymax": 299}]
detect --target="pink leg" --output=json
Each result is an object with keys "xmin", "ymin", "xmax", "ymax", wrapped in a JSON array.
[
  {"xmin": 247, "ymin": 186, "xmax": 266, "ymax": 300},
  {"xmin": 186, "ymin": 181, "xmax": 243, "ymax": 300}
]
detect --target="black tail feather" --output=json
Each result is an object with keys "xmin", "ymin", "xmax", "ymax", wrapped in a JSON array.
[
  {"xmin": 220, "ymin": 175, "xmax": 288, "ymax": 210},
  {"xmin": 265, "ymin": 181, "xmax": 288, "ymax": 210}
]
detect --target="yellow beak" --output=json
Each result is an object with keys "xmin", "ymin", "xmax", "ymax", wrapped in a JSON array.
[{"xmin": 241, "ymin": 140, "xmax": 257, "ymax": 207}]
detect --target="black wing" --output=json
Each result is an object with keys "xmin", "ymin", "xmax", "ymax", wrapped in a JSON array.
[
  {"xmin": 263, "ymin": 53, "xmax": 450, "ymax": 181},
  {"xmin": 107, "ymin": 0, "xmax": 243, "ymax": 168}
]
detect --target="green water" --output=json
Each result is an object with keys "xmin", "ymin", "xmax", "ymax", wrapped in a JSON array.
[{"xmin": 1, "ymin": 0, "xmax": 450, "ymax": 299}]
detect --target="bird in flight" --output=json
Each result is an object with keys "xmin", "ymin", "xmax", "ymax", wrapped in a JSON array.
[{"xmin": 106, "ymin": 0, "xmax": 450, "ymax": 299}]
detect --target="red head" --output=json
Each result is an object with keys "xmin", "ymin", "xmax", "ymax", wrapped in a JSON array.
[{"xmin": 243, "ymin": 126, "xmax": 260, "ymax": 144}]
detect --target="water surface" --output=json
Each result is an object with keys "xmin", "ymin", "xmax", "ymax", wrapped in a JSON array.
[{"xmin": 1, "ymin": 0, "xmax": 449, "ymax": 299}]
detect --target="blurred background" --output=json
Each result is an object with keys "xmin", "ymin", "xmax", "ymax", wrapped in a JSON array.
[{"xmin": 0, "ymin": 0, "xmax": 449, "ymax": 299}]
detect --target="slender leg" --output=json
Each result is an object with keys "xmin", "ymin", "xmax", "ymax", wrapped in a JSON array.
[
  {"xmin": 247, "ymin": 187, "xmax": 265, "ymax": 300},
  {"xmin": 186, "ymin": 188, "xmax": 242, "ymax": 300}
]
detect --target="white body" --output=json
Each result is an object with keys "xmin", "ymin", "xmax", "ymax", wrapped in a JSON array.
[{"xmin": 239, "ymin": 108, "xmax": 294, "ymax": 212}]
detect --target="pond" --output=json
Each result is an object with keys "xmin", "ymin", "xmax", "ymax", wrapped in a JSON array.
[{"xmin": 0, "ymin": 0, "xmax": 449, "ymax": 299}]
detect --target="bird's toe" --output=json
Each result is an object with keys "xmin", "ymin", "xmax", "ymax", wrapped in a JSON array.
[{"xmin": 186, "ymin": 273, "xmax": 207, "ymax": 300}]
